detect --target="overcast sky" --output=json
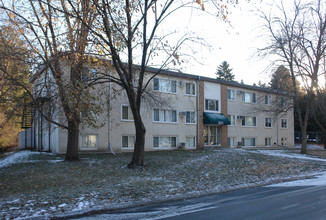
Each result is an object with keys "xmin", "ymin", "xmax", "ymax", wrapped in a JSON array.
[{"xmin": 159, "ymin": 1, "xmax": 276, "ymax": 85}]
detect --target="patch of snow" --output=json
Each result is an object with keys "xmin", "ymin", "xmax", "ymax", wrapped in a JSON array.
[
  {"xmin": 294, "ymin": 144, "xmax": 324, "ymax": 150},
  {"xmin": 58, "ymin": 203, "xmax": 67, "ymax": 208},
  {"xmin": 252, "ymin": 150, "xmax": 326, "ymax": 162},
  {"xmin": 268, "ymin": 172, "xmax": 326, "ymax": 187},
  {"xmin": 0, "ymin": 151, "xmax": 41, "ymax": 168}
]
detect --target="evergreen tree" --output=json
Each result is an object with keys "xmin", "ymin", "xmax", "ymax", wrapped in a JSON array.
[{"xmin": 215, "ymin": 61, "xmax": 235, "ymax": 81}]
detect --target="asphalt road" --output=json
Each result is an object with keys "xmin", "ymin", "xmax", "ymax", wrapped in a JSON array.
[{"xmin": 76, "ymin": 184, "xmax": 326, "ymax": 220}]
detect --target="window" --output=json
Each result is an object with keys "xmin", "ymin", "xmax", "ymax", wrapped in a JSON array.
[
  {"xmin": 185, "ymin": 83, "xmax": 196, "ymax": 95},
  {"xmin": 205, "ymin": 99, "xmax": 219, "ymax": 111},
  {"xmin": 81, "ymin": 68, "xmax": 97, "ymax": 82},
  {"xmin": 121, "ymin": 105, "xmax": 134, "ymax": 121},
  {"xmin": 153, "ymin": 78, "xmax": 177, "ymax": 93},
  {"xmin": 185, "ymin": 137, "xmax": 196, "ymax": 148},
  {"xmin": 265, "ymin": 118, "xmax": 272, "ymax": 128},
  {"xmin": 240, "ymin": 91, "xmax": 256, "ymax": 103},
  {"xmin": 81, "ymin": 134, "xmax": 97, "ymax": 149},
  {"xmin": 228, "ymin": 115, "xmax": 236, "ymax": 126},
  {"xmin": 153, "ymin": 136, "xmax": 177, "ymax": 148},
  {"xmin": 265, "ymin": 95, "xmax": 271, "ymax": 105},
  {"xmin": 265, "ymin": 137, "xmax": 272, "ymax": 146},
  {"xmin": 241, "ymin": 138, "xmax": 256, "ymax": 146},
  {"xmin": 242, "ymin": 116, "xmax": 257, "ymax": 127},
  {"xmin": 228, "ymin": 137, "xmax": 236, "ymax": 147},
  {"xmin": 122, "ymin": 136, "xmax": 135, "ymax": 148},
  {"xmin": 227, "ymin": 89, "xmax": 236, "ymax": 101},
  {"xmin": 186, "ymin": 111, "xmax": 196, "ymax": 124},
  {"xmin": 281, "ymin": 137, "xmax": 287, "ymax": 146},
  {"xmin": 281, "ymin": 119, "xmax": 288, "ymax": 128},
  {"xmin": 153, "ymin": 109, "xmax": 177, "ymax": 123}
]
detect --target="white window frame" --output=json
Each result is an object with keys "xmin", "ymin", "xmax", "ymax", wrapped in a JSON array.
[
  {"xmin": 265, "ymin": 95, "xmax": 272, "ymax": 105},
  {"xmin": 241, "ymin": 137, "xmax": 256, "ymax": 147},
  {"xmin": 185, "ymin": 111, "xmax": 196, "ymax": 124},
  {"xmin": 228, "ymin": 137, "xmax": 236, "ymax": 147},
  {"xmin": 265, "ymin": 137, "xmax": 272, "ymax": 146},
  {"xmin": 265, "ymin": 118, "xmax": 272, "ymax": 128},
  {"xmin": 227, "ymin": 89, "xmax": 236, "ymax": 101},
  {"xmin": 240, "ymin": 91, "xmax": 256, "ymax": 103},
  {"xmin": 153, "ymin": 78, "xmax": 177, "ymax": 94},
  {"xmin": 281, "ymin": 137, "xmax": 288, "ymax": 146},
  {"xmin": 228, "ymin": 115, "xmax": 236, "ymax": 126},
  {"xmin": 153, "ymin": 109, "xmax": 178, "ymax": 123},
  {"xmin": 281, "ymin": 119, "xmax": 288, "ymax": 129},
  {"xmin": 205, "ymin": 99, "xmax": 219, "ymax": 112},
  {"xmin": 185, "ymin": 136, "xmax": 196, "ymax": 148},
  {"xmin": 153, "ymin": 136, "xmax": 177, "ymax": 148},
  {"xmin": 121, "ymin": 105, "xmax": 134, "ymax": 121},
  {"xmin": 241, "ymin": 116, "xmax": 257, "ymax": 127},
  {"xmin": 80, "ymin": 134, "xmax": 98, "ymax": 150},
  {"xmin": 185, "ymin": 82, "xmax": 196, "ymax": 96},
  {"xmin": 122, "ymin": 135, "xmax": 135, "ymax": 149}
]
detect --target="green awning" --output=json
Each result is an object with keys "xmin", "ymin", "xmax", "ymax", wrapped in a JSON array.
[{"xmin": 203, "ymin": 112, "xmax": 230, "ymax": 125}]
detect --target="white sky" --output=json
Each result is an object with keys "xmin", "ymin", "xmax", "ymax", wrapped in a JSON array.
[{"xmin": 159, "ymin": 1, "xmax": 275, "ymax": 85}]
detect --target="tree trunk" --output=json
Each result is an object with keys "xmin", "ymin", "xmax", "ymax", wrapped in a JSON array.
[
  {"xmin": 128, "ymin": 117, "xmax": 146, "ymax": 169},
  {"xmin": 65, "ymin": 120, "xmax": 80, "ymax": 161},
  {"xmin": 301, "ymin": 129, "xmax": 307, "ymax": 154},
  {"xmin": 323, "ymin": 132, "xmax": 326, "ymax": 149}
]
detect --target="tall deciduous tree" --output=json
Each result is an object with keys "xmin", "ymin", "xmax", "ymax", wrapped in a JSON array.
[
  {"xmin": 259, "ymin": 0, "xmax": 326, "ymax": 154},
  {"xmin": 216, "ymin": 61, "xmax": 235, "ymax": 81},
  {"xmin": 80, "ymin": 0, "xmax": 237, "ymax": 169},
  {"xmin": 0, "ymin": 0, "xmax": 100, "ymax": 160}
]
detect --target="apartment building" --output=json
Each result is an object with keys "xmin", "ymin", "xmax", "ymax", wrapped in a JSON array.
[{"xmin": 19, "ymin": 66, "xmax": 294, "ymax": 153}]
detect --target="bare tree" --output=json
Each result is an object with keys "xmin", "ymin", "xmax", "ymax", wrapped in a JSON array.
[
  {"xmin": 0, "ymin": 0, "xmax": 101, "ymax": 160},
  {"xmin": 259, "ymin": 0, "xmax": 326, "ymax": 153}
]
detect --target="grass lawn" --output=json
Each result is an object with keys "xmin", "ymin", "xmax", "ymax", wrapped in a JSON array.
[{"xmin": 1, "ymin": 148, "xmax": 326, "ymax": 219}]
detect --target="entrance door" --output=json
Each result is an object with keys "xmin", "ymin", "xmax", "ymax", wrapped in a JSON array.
[{"xmin": 204, "ymin": 125, "xmax": 221, "ymax": 145}]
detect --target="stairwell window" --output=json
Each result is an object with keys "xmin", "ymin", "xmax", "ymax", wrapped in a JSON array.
[
  {"xmin": 281, "ymin": 137, "xmax": 287, "ymax": 146},
  {"xmin": 228, "ymin": 115, "xmax": 236, "ymax": 126},
  {"xmin": 265, "ymin": 118, "xmax": 272, "ymax": 128},
  {"xmin": 121, "ymin": 105, "xmax": 134, "ymax": 121},
  {"xmin": 153, "ymin": 78, "xmax": 177, "ymax": 93},
  {"xmin": 205, "ymin": 99, "xmax": 219, "ymax": 111},
  {"xmin": 281, "ymin": 119, "xmax": 288, "ymax": 128}
]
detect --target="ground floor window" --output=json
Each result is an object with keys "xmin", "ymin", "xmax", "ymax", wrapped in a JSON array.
[
  {"xmin": 204, "ymin": 125, "xmax": 221, "ymax": 145},
  {"xmin": 122, "ymin": 136, "xmax": 135, "ymax": 148},
  {"xmin": 241, "ymin": 137, "xmax": 256, "ymax": 147},
  {"xmin": 228, "ymin": 137, "xmax": 236, "ymax": 147},
  {"xmin": 265, "ymin": 137, "xmax": 272, "ymax": 146},
  {"xmin": 153, "ymin": 136, "xmax": 177, "ymax": 148},
  {"xmin": 281, "ymin": 137, "xmax": 287, "ymax": 146},
  {"xmin": 81, "ymin": 134, "xmax": 97, "ymax": 149},
  {"xmin": 185, "ymin": 137, "xmax": 196, "ymax": 148}
]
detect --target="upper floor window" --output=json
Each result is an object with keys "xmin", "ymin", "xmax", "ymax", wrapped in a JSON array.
[
  {"xmin": 265, "ymin": 118, "xmax": 272, "ymax": 128},
  {"xmin": 153, "ymin": 109, "xmax": 177, "ymax": 123},
  {"xmin": 153, "ymin": 78, "xmax": 177, "ymax": 93},
  {"xmin": 227, "ymin": 89, "xmax": 236, "ymax": 101},
  {"xmin": 205, "ymin": 99, "xmax": 219, "ymax": 111},
  {"xmin": 121, "ymin": 105, "xmax": 134, "ymax": 121},
  {"xmin": 81, "ymin": 68, "xmax": 97, "ymax": 82},
  {"xmin": 186, "ymin": 111, "xmax": 196, "ymax": 124},
  {"xmin": 281, "ymin": 119, "xmax": 288, "ymax": 128},
  {"xmin": 265, "ymin": 95, "xmax": 272, "ymax": 105},
  {"xmin": 185, "ymin": 82, "xmax": 196, "ymax": 96},
  {"xmin": 240, "ymin": 91, "xmax": 256, "ymax": 103},
  {"xmin": 242, "ymin": 116, "xmax": 257, "ymax": 127},
  {"xmin": 228, "ymin": 115, "xmax": 236, "ymax": 126}
]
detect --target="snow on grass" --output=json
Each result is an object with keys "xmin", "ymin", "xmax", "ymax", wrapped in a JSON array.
[
  {"xmin": 1, "ymin": 148, "xmax": 326, "ymax": 219},
  {"xmin": 268, "ymin": 172, "xmax": 326, "ymax": 187},
  {"xmin": 0, "ymin": 151, "xmax": 42, "ymax": 168},
  {"xmin": 249, "ymin": 149, "xmax": 326, "ymax": 162}
]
